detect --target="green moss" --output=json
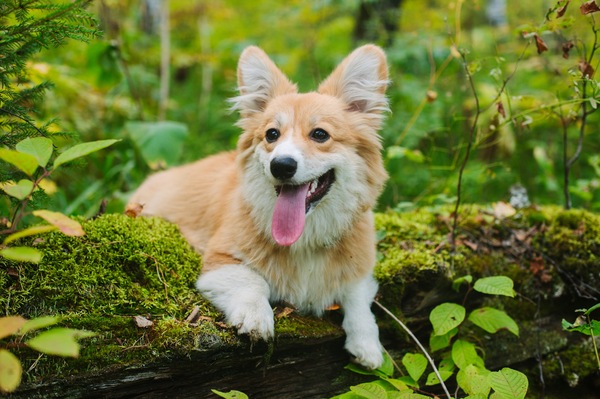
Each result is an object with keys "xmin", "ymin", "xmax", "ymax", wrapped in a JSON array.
[{"xmin": 275, "ymin": 312, "xmax": 342, "ymax": 339}]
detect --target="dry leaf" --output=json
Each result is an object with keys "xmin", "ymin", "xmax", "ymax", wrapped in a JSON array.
[
  {"xmin": 426, "ymin": 90, "xmax": 438, "ymax": 103},
  {"xmin": 463, "ymin": 240, "xmax": 478, "ymax": 251},
  {"xmin": 185, "ymin": 306, "xmax": 200, "ymax": 323},
  {"xmin": 562, "ymin": 41, "xmax": 574, "ymax": 59},
  {"xmin": 493, "ymin": 201, "xmax": 516, "ymax": 219},
  {"xmin": 32, "ymin": 210, "xmax": 84, "ymax": 236},
  {"xmin": 125, "ymin": 203, "xmax": 143, "ymax": 218},
  {"xmin": 578, "ymin": 61, "xmax": 595, "ymax": 78},
  {"xmin": 534, "ymin": 34, "xmax": 549, "ymax": 54},
  {"xmin": 497, "ymin": 101, "xmax": 506, "ymax": 118},
  {"xmin": 580, "ymin": 0, "xmax": 600, "ymax": 14},
  {"xmin": 133, "ymin": 316, "xmax": 153, "ymax": 328},
  {"xmin": 325, "ymin": 304, "xmax": 341, "ymax": 311},
  {"xmin": 557, "ymin": 0, "xmax": 571, "ymax": 17},
  {"xmin": 275, "ymin": 307, "xmax": 295, "ymax": 319}
]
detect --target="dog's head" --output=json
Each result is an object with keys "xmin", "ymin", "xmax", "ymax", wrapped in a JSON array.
[{"xmin": 231, "ymin": 45, "xmax": 389, "ymax": 247}]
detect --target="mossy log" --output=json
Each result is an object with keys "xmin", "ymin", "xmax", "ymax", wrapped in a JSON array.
[{"xmin": 1, "ymin": 205, "xmax": 599, "ymax": 398}]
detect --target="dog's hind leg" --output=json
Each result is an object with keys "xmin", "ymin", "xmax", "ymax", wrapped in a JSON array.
[
  {"xmin": 196, "ymin": 264, "xmax": 274, "ymax": 342},
  {"xmin": 338, "ymin": 275, "xmax": 384, "ymax": 370}
]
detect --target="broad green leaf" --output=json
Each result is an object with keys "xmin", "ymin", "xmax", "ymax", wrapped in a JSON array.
[
  {"xmin": 394, "ymin": 375, "xmax": 419, "ymax": 388},
  {"xmin": 0, "ymin": 316, "xmax": 27, "ymax": 340},
  {"xmin": 0, "ymin": 247, "xmax": 42, "ymax": 263},
  {"xmin": 451, "ymin": 339, "xmax": 484, "ymax": 369},
  {"xmin": 382, "ymin": 378, "xmax": 409, "ymax": 391},
  {"xmin": 464, "ymin": 395, "xmax": 488, "ymax": 399},
  {"xmin": 488, "ymin": 368, "xmax": 528, "ymax": 399},
  {"xmin": 32, "ymin": 210, "xmax": 84, "ymax": 236},
  {"xmin": 402, "ymin": 353, "xmax": 427, "ymax": 382},
  {"xmin": 468, "ymin": 307, "xmax": 519, "ymax": 336},
  {"xmin": 26, "ymin": 328, "xmax": 95, "ymax": 357},
  {"xmin": 456, "ymin": 364, "xmax": 491, "ymax": 396},
  {"xmin": 15, "ymin": 137, "xmax": 53, "ymax": 168},
  {"xmin": 210, "ymin": 389, "xmax": 249, "ymax": 399},
  {"xmin": 19, "ymin": 316, "xmax": 60, "ymax": 335},
  {"xmin": 126, "ymin": 121, "xmax": 188, "ymax": 169},
  {"xmin": 346, "ymin": 356, "xmax": 392, "ymax": 379},
  {"xmin": 53, "ymin": 139, "xmax": 119, "ymax": 169},
  {"xmin": 349, "ymin": 382, "xmax": 387, "ymax": 399},
  {"xmin": 430, "ymin": 303, "xmax": 466, "ymax": 335},
  {"xmin": 0, "ymin": 148, "xmax": 38, "ymax": 176},
  {"xmin": 0, "ymin": 349, "xmax": 22, "ymax": 393},
  {"xmin": 0, "ymin": 179, "xmax": 34, "ymax": 200},
  {"xmin": 390, "ymin": 391, "xmax": 430, "ymax": 399},
  {"xmin": 425, "ymin": 357, "xmax": 455, "ymax": 385},
  {"xmin": 3, "ymin": 225, "xmax": 57, "ymax": 245},
  {"xmin": 329, "ymin": 392, "xmax": 362, "ymax": 399},
  {"xmin": 429, "ymin": 327, "xmax": 458, "ymax": 352},
  {"xmin": 452, "ymin": 275, "xmax": 473, "ymax": 291},
  {"xmin": 473, "ymin": 276, "xmax": 515, "ymax": 297}
]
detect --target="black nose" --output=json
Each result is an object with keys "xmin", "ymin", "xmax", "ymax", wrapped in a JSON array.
[{"xmin": 270, "ymin": 157, "xmax": 297, "ymax": 180}]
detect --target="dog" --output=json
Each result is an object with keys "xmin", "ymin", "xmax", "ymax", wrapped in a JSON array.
[{"xmin": 126, "ymin": 45, "xmax": 389, "ymax": 369}]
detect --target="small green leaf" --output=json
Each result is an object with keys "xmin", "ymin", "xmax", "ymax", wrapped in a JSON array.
[
  {"xmin": 19, "ymin": 316, "xmax": 60, "ymax": 335},
  {"xmin": 456, "ymin": 364, "xmax": 491, "ymax": 396},
  {"xmin": 468, "ymin": 307, "xmax": 519, "ymax": 336},
  {"xmin": 429, "ymin": 327, "xmax": 458, "ymax": 352},
  {"xmin": 562, "ymin": 318, "xmax": 600, "ymax": 336},
  {"xmin": 0, "ymin": 349, "xmax": 22, "ymax": 393},
  {"xmin": 425, "ymin": 369, "xmax": 454, "ymax": 386},
  {"xmin": 0, "ymin": 148, "xmax": 38, "ymax": 176},
  {"xmin": 53, "ymin": 139, "xmax": 119, "ymax": 169},
  {"xmin": 126, "ymin": 121, "xmax": 188, "ymax": 169},
  {"xmin": 452, "ymin": 275, "xmax": 473, "ymax": 291},
  {"xmin": 3, "ymin": 225, "xmax": 57, "ymax": 245},
  {"xmin": 15, "ymin": 137, "xmax": 53, "ymax": 168},
  {"xmin": 402, "ymin": 353, "xmax": 427, "ymax": 382},
  {"xmin": 430, "ymin": 303, "xmax": 466, "ymax": 335},
  {"xmin": 473, "ymin": 276, "xmax": 515, "ymax": 297},
  {"xmin": 349, "ymin": 382, "xmax": 387, "ymax": 399},
  {"xmin": 0, "ymin": 316, "xmax": 27, "ymax": 340},
  {"xmin": 0, "ymin": 179, "xmax": 34, "ymax": 200},
  {"xmin": 452, "ymin": 339, "xmax": 484, "ymax": 369},
  {"xmin": 378, "ymin": 352, "xmax": 394, "ymax": 377},
  {"xmin": 32, "ymin": 210, "xmax": 85, "ymax": 236},
  {"xmin": 210, "ymin": 389, "xmax": 249, "ymax": 399},
  {"xmin": 0, "ymin": 247, "xmax": 42, "ymax": 263},
  {"xmin": 26, "ymin": 328, "xmax": 95, "ymax": 357},
  {"xmin": 488, "ymin": 368, "xmax": 528, "ymax": 399}
]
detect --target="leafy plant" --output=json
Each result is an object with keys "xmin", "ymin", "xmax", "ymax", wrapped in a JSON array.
[
  {"xmin": 334, "ymin": 276, "xmax": 528, "ymax": 399},
  {"xmin": 562, "ymin": 302, "xmax": 600, "ymax": 370},
  {"xmin": 0, "ymin": 315, "xmax": 94, "ymax": 393}
]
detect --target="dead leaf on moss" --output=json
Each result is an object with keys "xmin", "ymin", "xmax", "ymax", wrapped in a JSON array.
[
  {"xmin": 125, "ymin": 203, "xmax": 143, "ymax": 218},
  {"xmin": 133, "ymin": 315, "xmax": 153, "ymax": 328},
  {"xmin": 185, "ymin": 306, "xmax": 200, "ymax": 323},
  {"xmin": 493, "ymin": 201, "xmax": 516, "ymax": 219},
  {"xmin": 276, "ymin": 307, "xmax": 295, "ymax": 319}
]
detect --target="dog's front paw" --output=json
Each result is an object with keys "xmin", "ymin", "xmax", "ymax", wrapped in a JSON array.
[
  {"xmin": 228, "ymin": 300, "xmax": 274, "ymax": 342},
  {"xmin": 345, "ymin": 336, "xmax": 384, "ymax": 370}
]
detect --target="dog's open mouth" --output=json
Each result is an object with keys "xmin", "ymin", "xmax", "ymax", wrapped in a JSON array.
[{"xmin": 272, "ymin": 169, "xmax": 335, "ymax": 246}]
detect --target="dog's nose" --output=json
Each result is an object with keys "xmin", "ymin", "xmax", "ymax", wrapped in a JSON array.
[{"xmin": 270, "ymin": 157, "xmax": 297, "ymax": 180}]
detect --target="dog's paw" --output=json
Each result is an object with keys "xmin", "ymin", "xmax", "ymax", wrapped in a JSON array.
[
  {"xmin": 228, "ymin": 300, "xmax": 274, "ymax": 342},
  {"xmin": 345, "ymin": 336, "xmax": 384, "ymax": 370}
]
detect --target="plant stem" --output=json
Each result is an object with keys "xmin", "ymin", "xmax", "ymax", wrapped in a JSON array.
[{"xmin": 374, "ymin": 300, "xmax": 453, "ymax": 399}]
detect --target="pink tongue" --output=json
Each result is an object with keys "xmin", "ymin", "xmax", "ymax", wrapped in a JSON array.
[{"xmin": 272, "ymin": 183, "xmax": 309, "ymax": 246}]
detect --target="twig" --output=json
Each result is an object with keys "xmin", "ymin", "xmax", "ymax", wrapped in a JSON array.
[{"xmin": 374, "ymin": 300, "xmax": 453, "ymax": 399}]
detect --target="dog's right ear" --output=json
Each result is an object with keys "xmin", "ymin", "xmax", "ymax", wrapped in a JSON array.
[{"xmin": 230, "ymin": 46, "xmax": 297, "ymax": 117}]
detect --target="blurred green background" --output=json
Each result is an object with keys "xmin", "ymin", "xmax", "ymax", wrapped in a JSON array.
[{"xmin": 7, "ymin": 0, "xmax": 600, "ymax": 217}]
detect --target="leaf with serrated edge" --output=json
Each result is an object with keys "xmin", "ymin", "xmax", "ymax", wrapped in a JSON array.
[
  {"xmin": 473, "ymin": 276, "xmax": 515, "ymax": 297},
  {"xmin": 430, "ymin": 303, "xmax": 466, "ymax": 335},
  {"xmin": 19, "ymin": 316, "xmax": 60, "ymax": 335},
  {"xmin": 53, "ymin": 139, "xmax": 119, "ymax": 169},
  {"xmin": 488, "ymin": 368, "xmax": 528, "ymax": 399},
  {"xmin": 32, "ymin": 210, "xmax": 84, "ymax": 236},
  {"xmin": 3, "ymin": 225, "xmax": 57, "ymax": 245},
  {"xmin": 0, "ymin": 247, "xmax": 42, "ymax": 263},
  {"xmin": 0, "ymin": 349, "xmax": 22, "ymax": 393},
  {"xmin": 26, "ymin": 328, "xmax": 95, "ymax": 357},
  {"xmin": 16, "ymin": 137, "xmax": 53, "ymax": 168},
  {"xmin": 468, "ymin": 307, "xmax": 519, "ymax": 336},
  {"xmin": 0, "ymin": 316, "xmax": 27, "ymax": 340},
  {"xmin": 0, "ymin": 148, "xmax": 38, "ymax": 176}
]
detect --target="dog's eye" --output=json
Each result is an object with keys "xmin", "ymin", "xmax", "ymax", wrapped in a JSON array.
[
  {"xmin": 265, "ymin": 128, "xmax": 280, "ymax": 143},
  {"xmin": 310, "ymin": 128, "xmax": 330, "ymax": 143}
]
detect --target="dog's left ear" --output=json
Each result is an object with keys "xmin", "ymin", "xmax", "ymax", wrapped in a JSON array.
[{"xmin": 318, "ymin": 45, "xmax": 389, "ymax": 114}]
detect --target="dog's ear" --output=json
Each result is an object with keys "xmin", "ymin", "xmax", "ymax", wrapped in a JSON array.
[
  {"xmin": 230, "ymin": 46, "xmax": 297, "ymax": 116},
  {"xmin": 318, "ymin": 45, "xmax": 389, "ymax": 114}
]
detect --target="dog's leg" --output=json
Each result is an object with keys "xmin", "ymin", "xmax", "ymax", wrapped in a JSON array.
[
  {"xmin": 339, "ymin": 275, "xmax": 383, "ymax": 370},
  {"xmin": 196, "ymin": 264, "xmax": 274, "ymax": 342}
]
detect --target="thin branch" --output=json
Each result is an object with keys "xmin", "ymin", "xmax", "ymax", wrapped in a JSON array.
[{"xmin": 374, "ymin": 300, "xmax": 453, "ymax": 399}]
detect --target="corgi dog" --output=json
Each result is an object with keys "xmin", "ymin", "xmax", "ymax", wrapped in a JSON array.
[{"xmin": 127, "ymin": 45, "xmax": 389, "ymax": 369}]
